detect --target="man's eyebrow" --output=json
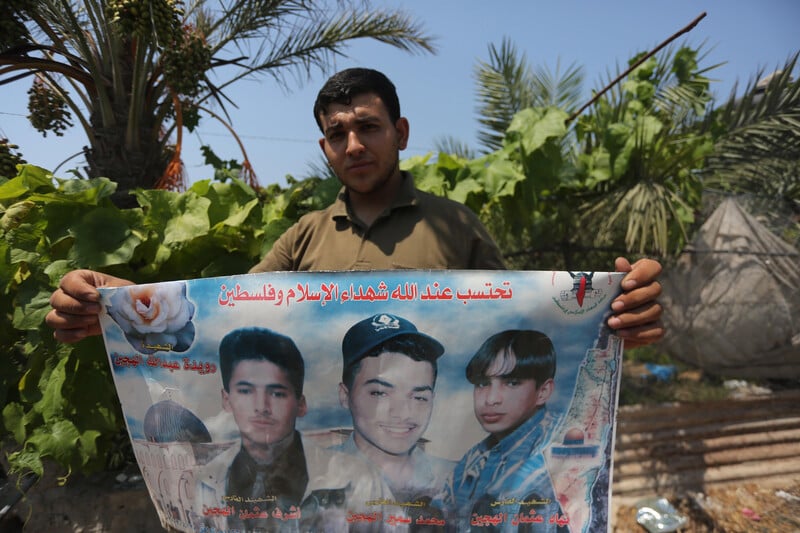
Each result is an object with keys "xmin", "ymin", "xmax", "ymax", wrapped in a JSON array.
[
  {"xmin": 362, "ymin": 379, "xmax": 432, "ymax": 393},
  {"xmin": 324, "ymin": 115, "xmax": 379, "ymax": 133},
  {"xmin": 232, "ymin": 380, "xmax": 290, "ymax": 390},
  {"xmin": 363, "ymin": 378, "xmax": 394, "ymax": 388}
]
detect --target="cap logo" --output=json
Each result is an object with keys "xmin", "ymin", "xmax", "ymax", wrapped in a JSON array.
[{"xmin": 371, "ymin": 314, "xmax": 400, "ymax": 332}]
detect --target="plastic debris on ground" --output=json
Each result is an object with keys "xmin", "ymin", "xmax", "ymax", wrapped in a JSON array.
[
  {"xmin": 635, "ymin": 497, "xmax": 689, "ymax": 532},
  {"xmin": 722, "ymin": 379, "xmax": 772, "ymax": 398},
  {"xmin": 741, "ymin": 507, "xmax": 761, "ymax": 520},
  {"xmin": 644, "ymin": 363, "xmax": 677, "ymax": 382}
]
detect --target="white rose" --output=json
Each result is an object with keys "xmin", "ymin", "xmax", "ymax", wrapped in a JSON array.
[{"xmin": 107, "ymin": 282, "xmax": 196, "ymax": 354}]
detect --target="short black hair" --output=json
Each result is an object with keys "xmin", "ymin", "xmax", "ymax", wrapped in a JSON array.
[
  {"xmin": 218, "ymin": 327, "xmax": 305, "ymax": 398},
  {"xmin": 342, "ymin": 335, "xmax": 438, "ymax": 391},
  {"xmin": 466, "ymin": 330, "xmax": 556, "ymax": 386},
  {"xmin": 313, "ymin": 68, "xmax": 401, "ymax": 131}
]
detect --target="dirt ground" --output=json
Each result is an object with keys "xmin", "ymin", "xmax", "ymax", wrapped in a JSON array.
[
  {"xmin": 612, "ymin": 365, "xmax": 800, "ymax": 532},
  {"xmin": 613, "ymin": 481, "xmax": 800, "ymax": 532}
]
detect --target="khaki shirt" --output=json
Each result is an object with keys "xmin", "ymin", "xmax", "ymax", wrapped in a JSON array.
[{"xmin": 250, "ymin": 173, "xmax": 505, "ymax": 273}]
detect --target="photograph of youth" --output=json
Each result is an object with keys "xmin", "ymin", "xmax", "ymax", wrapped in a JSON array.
[
  {"xmin": 437, "ymin": 330, "xmax": 570, "ymax": 532},
  {"xmin": 334, "ymin": 313, "xmax": 455, "ymax": 505}
]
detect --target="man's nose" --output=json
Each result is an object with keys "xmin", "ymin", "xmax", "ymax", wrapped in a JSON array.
[
  {"xmin": 255, "ymin": 390, "xmax": 271, "ymax": 413},
  {"xmin": 485, "ymin": 384, "xmax": 502, "ymax": 405},
  {"xmin": 346, "ymin": 131, "xmax": 365, "ymax": 156},
  {"xmin": 388, "ymin": 397, "xmax": 413, "ymax": 418}
]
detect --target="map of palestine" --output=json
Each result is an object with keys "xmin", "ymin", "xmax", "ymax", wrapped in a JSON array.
[{"xmin": 546, "ymin": 329, "xmax": 622, "ymax": 532}]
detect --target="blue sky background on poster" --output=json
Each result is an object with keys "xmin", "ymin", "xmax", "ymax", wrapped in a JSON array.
[{"xmin": 100, "ymin": 271, "xmax": 623, "ymax": 460}]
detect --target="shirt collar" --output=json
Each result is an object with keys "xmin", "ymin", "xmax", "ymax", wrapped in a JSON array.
[
  {"xmin": 331, "ymin": 171, "xmax": 418, "ymax": 221},
  {"xmin": 481, "ymin": 406, "xmax": 551, "ymax": 456}
]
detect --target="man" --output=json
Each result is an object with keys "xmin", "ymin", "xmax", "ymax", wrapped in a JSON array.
[
  {"xmin": 195, "ymin": 326, "xmax": 389, "ymax": 532},
  {"xmin": 439, "ymin": 329, "xmax": 567, "ymax": 532},
  {"xmin": 46, "ymin": 68, "xmax": 663, "ymax": 347},
  {"xmin": 335, "ymin": 313, "xmax": 454, "ymax": 505}
]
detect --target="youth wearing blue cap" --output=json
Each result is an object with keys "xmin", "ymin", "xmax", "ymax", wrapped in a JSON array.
[{"xmin": 335, "ymin": 313, "xmax": 455, "ymax": 506}]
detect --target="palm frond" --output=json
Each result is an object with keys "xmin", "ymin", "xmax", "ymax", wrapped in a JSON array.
[
  {"xmin": 434, "ymin": 136, "xmax": 477, "ymax": 160},
  {"xmin": 707, "ymin": 52, "xmax": 800, "ymax": 196},
  {"xmin": 474, "ymin": 37, "xmax": 583, "ymax": 154},
  {"xmin": 209, "ymin": 4, "xmax": 435, "ymax": 91}
]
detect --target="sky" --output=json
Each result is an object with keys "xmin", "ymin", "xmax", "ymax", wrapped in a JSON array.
[{"xmin": 1, "ymin": 0, "xmax": 798, "ymax": 188}]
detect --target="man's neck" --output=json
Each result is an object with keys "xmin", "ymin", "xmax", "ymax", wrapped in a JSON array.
[
  {"xmin": 348, "ymin": 170, "xmax": 404, "ymax": 227},
  {"xmin": 352, "ymin": 433, "xmax": 415, "ymax": 489},
  {"xmin": 243, "ymin": 431, "xmax": 295, "ymax": 465}
]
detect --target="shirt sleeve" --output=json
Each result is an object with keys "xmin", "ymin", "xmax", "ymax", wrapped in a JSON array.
[
  {"xmin": 248, "ymin": 223, "xmax": 298, "ymax": 273},
  {"xmin": 469, "ymin": 232, "xmax": 506, "ymax": 270},
  {"xmin": 465, "ymin": 211, "xmax": 506, "ymax": 270}
]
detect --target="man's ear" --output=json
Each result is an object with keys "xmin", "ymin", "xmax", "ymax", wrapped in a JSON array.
[
  {"xmin": 395, "ymin": 117, "xmax": 409, "ymax": 150},
  {"xmin": 221, "ymin": 388, "xmax": 231, "ymax": 413},
  {"xmin": 535, "ymin": 378, "xmax": 555, "ymax": 407},
  {"xmin": 338, "ymin": 382, "xmax": 350, "ymax": 409},
  {"xmin": 318, "ymin": 137, "xmax": 326, "ymax": 152},
  {"xmin": 297, "ymin": 395, "xmax": 308, "ymax": 418}
]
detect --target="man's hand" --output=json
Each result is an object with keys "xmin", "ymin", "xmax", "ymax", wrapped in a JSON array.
[
  {"xmin": 46, "ymin": 269, "xmax": 133, "ymax": 343},
  {"xmin": 608, "ymin": 257, "xmax": 664, "ymax": 349}
]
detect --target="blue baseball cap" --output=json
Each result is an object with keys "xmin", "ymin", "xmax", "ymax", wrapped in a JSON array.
[{"xmin": 342, "ymin": 313, "xmax": 444, "ymax": 368}]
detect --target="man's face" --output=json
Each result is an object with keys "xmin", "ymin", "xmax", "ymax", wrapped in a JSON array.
[
  {"xmin": 472, "ymin": 351, "xmax": 551, "ymax": 441},
  {"xmin": 317, "ymin": 92, "xmax": 409, "ymax": 197},
  {"xmin": 340, "ymin": 352, "xmax": 435, "ymax": 458},
  {"xmin": 222, "ymin": 359, "xmax": 307, "ymax": 460}
]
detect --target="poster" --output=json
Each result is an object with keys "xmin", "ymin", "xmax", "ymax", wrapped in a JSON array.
[{"xmin": 97, "ymin": 270, "xmax": 624, "ymax": 533}]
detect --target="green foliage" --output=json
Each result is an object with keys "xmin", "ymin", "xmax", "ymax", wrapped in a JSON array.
[
  {"xmin": 573, "ymin": 45, "xmax": 717, "ymax": 257},
  {"xmin": 0, "ymin": 164, "xmax": 338, "ymax": 477}
]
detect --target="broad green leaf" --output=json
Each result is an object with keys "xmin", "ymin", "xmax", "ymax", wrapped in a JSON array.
[
  {"xmin": 211, "ymin": 198, "xmax": 259, "ymax": 229},
  {"xmin": 0, "ymin": 166, "xmax": 54, "ymax": 201},
  {"xmin": 400, "ymin": 153, "xmax": 433, "ymax": 172},
  {"xmin": 68, "ymin": 208, "xmax": 142, "ymax": 267},
  {"xmin": 27, "ymin": 177, "xmax": 117, "ymax": 205},
  {"xmin": 412, "ymin": 165, "xmax": 448, "ymax": 196},
  {"xmin": 447, "ymin": 178, "xmax": 484, "ymax": 205},
  {"xmin": 12, "ymin": 285, "xmax": 51, "ymax": 330},
  {"xmin": 6, "ymin": 448, "xmax": 44, "ymax": 477},
  {"xmin": 10, "ymin": 248, "xmax": 39, "ymax": 265},
  {"xmin": 0, "ymin": 201, "xmax": 36, "ymax": 231},
  {"xmin": 262, "ymin": 194, "xmax": 290, "ymax": 223},
  {"xmin": 476, "ymin": 159, "xmax": 526, "ymax": 198},
  {"xmin": 2, "ymin": 402, "xmax": 27, "ymax": 443},
  {"xmin": 79, "ymin": 430, "xmax": 101, "ymax": 464},
  {"xmin": 202, "ymin": 180, "xmax": 258, "ymax": 227},
  {"xmin": 163, "ymin": 194, "xmax": 211, "ymax": 245},
  {"xmin": 507, "ymin": 107, "xmax": 568, "ymax": 154},
  {"xmin": 27, "ymin": 420, "xmax": 81, "ymax": 465},
  {"xmin": 35, "ymin": 357, "xmax": 67, "ymax": 423},
  {"xmin": 44, "ymin": 260, "xmax": 75, "ymax": 286}
]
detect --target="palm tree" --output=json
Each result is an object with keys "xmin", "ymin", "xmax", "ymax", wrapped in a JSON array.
[
  {"xmin": 0, "ymin": 0, "xmax": 435, "ymax": 204},
  {"xmin": 473, "ymin": 36, "xmax": 583, "ymax": 153},
  {"xmin": 705, "ymin": 53, "xmax": 800, "ymax": 205}
]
